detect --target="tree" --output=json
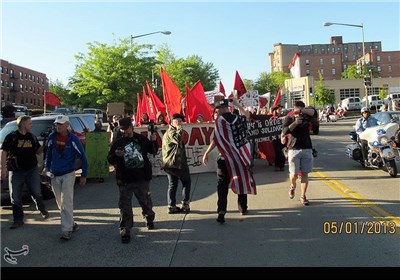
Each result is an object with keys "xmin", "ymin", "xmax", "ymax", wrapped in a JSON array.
[
  {"xmin": 254, "ymin": 71, "xmax": 290, "ymax": 95},
  {"xmin": 341, "ymin": 64, "xmax": 362, "ymax": 79},
  {"xmin": 243, "ymin": 79, "xmax": 254, "ymax": 91},
  {"xmin": 49, "ymin": 79, "xmax": 77, "ymax": 107},
  {"xmin": 315, "ymin": 71, "xmax": 335, "ymax": 107},
  {"xmin": 69, "ymin": 37, "xmax": 157, "ymax": 110}
]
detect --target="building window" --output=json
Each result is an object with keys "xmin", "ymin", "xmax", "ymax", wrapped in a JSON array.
[
  {"xmin": 37, "ymin": 76, "xmax": 39, "ymax": 83},
  {"xmin": 331, "ymin": 58, "xmax": 335, "ymax": 65},
  {"xmin": 327, "ymin": 47, "xmax": 330, "ymax": 53},
  {"xmin": 26, "ymin": 98, "xmax": 29, "ymax": 103},
  {"xmin": 344, "ymin": 46, "xmax": 348, "ymax": 53},
  {"xmin": 20, "ymin": 84, "xmax": 23, "ymax": 92},
  {"xmin": 24, "ymin": 73, "xmax": 27, "ymax": 79},
  {"xmin": 321, "ymin": 48, "xmax": 325, "ymax": 54},
  {"xmin": 331, "ymin": 47, "xmax": 335, "ymax": 53},
  {"xmin": 0, "ymin": 66, "xmax": 3, "ymax": 73},
  {"xmin": 352, "ymin": 55, "xmax": 356, "ymax": 60},
  {"xmin": 25, "ymin": 85, "xmax": 28, "ymax": 91},
  {"xmin": 10, "ymin": 69, "xmax": 14, "ymax": 78},
  {"xmin": 337, "ymin": 47, "xmax": 341, "ymax": 52},
  {"xmin": 314, "ymin": 48, "xmax": 318, "ymax": 54},
  {"xmin": 388, "ymin": 65, "xmax": 392, "ymax": 72},
  {"xmin": 377, "ymin": 56, "xmax": 381, "ymax": 62},
  {"xmin": 388, "ymin": 55, "xmax": 391, "ymax": 62},
  {"xmin": 5, "ymin": 68, "xmax": 8, "ymax": 74},
  {"xmin": 33, "ymin": 87, "xmax": 36, "ymax": 93},
  {"xmin": 306, "ymin": 69, "xmax": 310, "ymax": 75},
  {"xmin": 320, "ymin": 69, "xmax": 324, "ymax": 75},
  {"xmin": 377, "ymin": 66, "xmax": 381, "ymax": 72},
  {"xmin": 5, "ymin": 81, "xmax": 9, "ymax": 87},
  {"xmin": 32, "ymin": 75, "xmax": 35, "ymax": 81},
  {"xmin": 351, "ymin": 46, "xmax": 355, "ymax": 52},
  {"xmin": 1, "ymin": 80, "xmax": 3, "ymax": 87},
  {"xmin": 344, "ymin": 55, "xmax": 348, "ymax": 61},
  {"xmin": 344, "ymin": 65, "xmax": 347, "ymax": 70},
  {"xmin": 19, "ymin": 71, "xmax": 23, "ymax": 79},
  {"xmin": 332, "ymin": 69, "xmax": 336, "ymax": 75},
  {"xmin": 10, "ymin": 82, "xmax": 14, "ymax": 89},
  {"xmin": 29, "ymin": 74, "xmax": 32, "ymax": 80},
  {"xmin": 320, "ymin": 58, "xmax": 324, "ymax": 65},
  {"xmin": 305, "ymin": 59, "xmax": 310, "ymax": 65}
]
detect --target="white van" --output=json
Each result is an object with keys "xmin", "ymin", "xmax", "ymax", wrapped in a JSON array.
[
  {"xmin": 362, "ymin": 95, "xmax": 383, "ymax": 109},
  {"xmin": 13, "ymin": 105, "xmax": 28, "ymax": 117},
  {"xmin": 340, "ymin": 97, "xmax": 361, "ymax": 111}
]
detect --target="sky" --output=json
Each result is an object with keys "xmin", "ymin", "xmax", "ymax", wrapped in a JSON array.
[{"xmin": 1, "ymin": 0, "xmax": 399, "ymax": 94}]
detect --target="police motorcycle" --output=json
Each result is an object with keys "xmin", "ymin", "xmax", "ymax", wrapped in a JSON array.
[{"xmin": 346, "ymin": 122, "xmax": 398, "ymax": 177}]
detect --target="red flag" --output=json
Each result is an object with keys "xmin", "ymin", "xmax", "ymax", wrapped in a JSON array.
[
  {"xmin": 219, "ymin": 81, "xmax": 225, "ymax": 95},
  {"xmin": 272, "ymin": 87, "xmax": 282, "ymax": 107},
  {"xmin": 135, "ymin": 93, "xmax": 142, "ymax": 126},
  {"xmin": 44, "ymin": 91, "xmax": 61, "ymax": 106},
  {"xmin": 146, "ymin": 81, "xmax": 166, "ymax": 114},
  {"xmin": 233, "ymin": 70, "xmax": 247, "ymax": 99},
  {"xmin": 140, "ymin": 87, "xmax": 154, "ymax": 121},
  {"xmin": 160, "ymin": 68, "xmax": 182, "ymax": 117},
  {"xmin": 186, "ymin": 80, "xmax": 213, "ymax": 123},
  {"xmin": 214, "ymin": 115, "xmax": 256, "ymax": 195}
]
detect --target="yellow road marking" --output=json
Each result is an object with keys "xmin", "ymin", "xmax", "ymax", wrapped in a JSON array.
[{"xmin": 311, "ymin": 170, "xmax": 400, "ymax": 236}]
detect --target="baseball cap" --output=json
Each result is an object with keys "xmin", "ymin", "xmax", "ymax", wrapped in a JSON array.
[
  {"xmin": 118, "ymin": 117, "xmax": 133, "ymax": 129},
  {"xmin": 54, "ymin": 115, "xmax": 70, "ymax": 124},
  {"xmin": 214, "ymin": 99, "xmax": 229, "ymax": 108}
]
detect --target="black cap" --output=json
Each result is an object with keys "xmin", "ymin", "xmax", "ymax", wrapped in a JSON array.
[
  {"xmin": 118, "ymin": 117, "xmax": 132, "ymax": 129},
  {"xmin": 214, "ymin": 99, "xmax": 229, "ymax": 108},
  {"xmin": 172, "ymin": 113, "xmax": 185, "ymax": 120}
]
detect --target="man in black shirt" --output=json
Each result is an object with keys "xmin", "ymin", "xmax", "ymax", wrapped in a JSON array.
[
  {"xmin": 1, "ymin": 116, "xmax": 49, "ymax": 229},
  {"xmin": 282, "ymin": 101, "xmax": 317, "ymax": 206},
  {"xmin": 107, "ymin": 117, "xmax": 158, "ymax": 243}
]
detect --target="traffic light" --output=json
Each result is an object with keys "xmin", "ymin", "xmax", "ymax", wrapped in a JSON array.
[{"xmin": 363, "ymin": 76, "xmax": 371, "ymax": 87}]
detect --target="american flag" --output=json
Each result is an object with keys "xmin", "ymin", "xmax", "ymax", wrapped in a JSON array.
[{"xmin": 214, "ymin": 115, "xmax": 257, "ymax": 195}]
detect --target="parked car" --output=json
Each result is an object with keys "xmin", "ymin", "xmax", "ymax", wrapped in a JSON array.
[
  {"xmin": 0, "ymin": 114, "xmax": 93, "ymax": 201},
  {"xmin": 82, "ymin": 108, "xmax": 104, "ymax": 123},
  {"xmin": 340, "ymin": 97, "xmax": 362, "ymax": 111}
]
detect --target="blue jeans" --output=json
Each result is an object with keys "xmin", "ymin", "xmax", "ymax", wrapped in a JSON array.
[
  {"xmin": 164, "ymin": 166, "xmax": 191, "ymax": 207},
  {"xmin": 118, "ymin": 180, "xmax": 155, "ymax": 231},
  {"xmin": 9, "ymin": 166, "xmax": 46, "ymax": 222}
]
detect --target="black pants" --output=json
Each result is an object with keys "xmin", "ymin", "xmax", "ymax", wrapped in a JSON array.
[
  {"xmin": 272, "ymin": 140, "xmax": 285, "ymax": 169},
  {"xmin": 217, "ymin": 159, "xmax": 247, "ymax": 214},
  {"xmin": 360, "ymin": 139, "xmax": 369, "ymax": 163},
  {"xmin": 118, "ymin": 180, "xmax": 155, "ymax": 231}
]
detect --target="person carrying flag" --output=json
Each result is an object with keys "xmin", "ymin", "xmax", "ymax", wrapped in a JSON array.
[{"xmin": 202, "ymin": 98, "xmax": 256, "ymax": 224}]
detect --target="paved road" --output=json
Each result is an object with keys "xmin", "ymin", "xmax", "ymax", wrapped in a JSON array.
[{"xmin": 1, "ymin": 119, "xmax": 399, "ymax": 268}]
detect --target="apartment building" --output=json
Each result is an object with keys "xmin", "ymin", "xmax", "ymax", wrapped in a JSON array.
[
  {"xmin": 1, "ymin": 59, "xmax": 48, "ymax": 109},
  {"xmin": 268, "ymin": 36, "xmax": 399, "ymax": 80}
]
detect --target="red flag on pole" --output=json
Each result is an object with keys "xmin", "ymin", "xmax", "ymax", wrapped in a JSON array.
[
  {"xmin": 272, "ymin": 87, "xmax": 282, "ymax": 107},
  {"xmin": 135, "ymin": 93, "xmax": 142, "ymax": 126},
  {"xmin": 186, "ymin": 80, "xmax": 213, "ymax": 123},
  {"xmin": 160, "ymin": 68, "xmax": 182, "ymax": 117},
  {"xmin": 146, "ymin": 80, "xmax": 167, "ymax": 116},
  {"xmin": 219, "ymin": 81, "xmax": 225, "ymax": 95},
  {"xmin": 44, "ymin": 91, "xmax": 61, "ymax": 106},
  {"xmin": 233, "ymin": 70, "xmax": 247, "ymax": 99}
]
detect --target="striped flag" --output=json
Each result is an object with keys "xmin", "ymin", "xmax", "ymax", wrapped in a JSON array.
[{"xmin": 214, "ymin": 115, "xmax": 257, "ymax": 195}]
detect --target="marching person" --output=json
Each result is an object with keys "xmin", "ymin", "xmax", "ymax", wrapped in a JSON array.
[
  {"xmin": 43, "ymin": 115, "xmax": 88, "ymax": 240},
  {"xmin": 1, "ymin": 116, "xmax": 49, "ymax": 229},
  {"xmin": 107, "ymin": 117, "xmax": 158, "ymax": 244},
  {"xmin": 281, "ymin": 101, "xmax": 317, "ymax": 206},
  {"xmin": 162, "ymin": 113, "xmax": 191, "ymax": 214},
  {"xmin": 203, "ymin": 98, "xmax": 256, "ymax": 224}
]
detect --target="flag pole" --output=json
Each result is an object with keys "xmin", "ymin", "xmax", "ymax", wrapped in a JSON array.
[{"xmin": 44, "ymin": 92, "xmax": 46, "ymax": 114}]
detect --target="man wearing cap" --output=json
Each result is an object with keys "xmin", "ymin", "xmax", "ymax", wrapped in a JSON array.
[
  {"xmin": 1, "ymin": 115, "xmax": 49, "ymax": 229},
  {"xmin": 203, "ymin": 98, "xmax": 256, "ymax": 224},
  {"xmin": 107, "ymin": 117, "xmax": 158, "ymax": 244},
  {"xmin": 162, "ymin": 113, "xmax": 191, "ymax": 214},
  {"xmin": 43, "ymin": 115, "xmax": 88, "ymax": 240},
  {"xmin": 355, "ymin": 107, "xmax": 378, "ymax": 166}
]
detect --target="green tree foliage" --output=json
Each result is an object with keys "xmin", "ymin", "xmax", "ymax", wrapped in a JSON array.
[
  {"xmin": 341, "ymin": 64, "xmax": 362, "ymax": 79},
  {"xmin": 315, "ymin": 71, "xmax": 335, "ymax": 106},
  {"xmin": 243, "ymin": 79, "xmax": 254, "ymax": 91},
  {"xmin": 49, "ymin": 79, "xmax": 77, "ymax": 107},
  {"xmin": 254, "ymin": 71, "xmax": 290, "ymax": 96},
  {"xmin": 379, "ymin": 88, "xmax": 389, "ymax": 101},
  {"xmin": 69, "ymin": 38, "xmax": 157, "ymax": 110}
]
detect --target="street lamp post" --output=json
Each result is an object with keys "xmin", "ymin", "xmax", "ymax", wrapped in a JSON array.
[
  {"xmin": 323, "ymin": 22, "xmax": 368, "ymax": 107},
  {"xmin": 130, "ymin": 30, "xmax": 171, "ymax": 45}
]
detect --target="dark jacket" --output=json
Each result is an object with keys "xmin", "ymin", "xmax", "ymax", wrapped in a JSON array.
[{"xmin": 108, "ymin": 132, "xmax": 158, "ymax": 183}]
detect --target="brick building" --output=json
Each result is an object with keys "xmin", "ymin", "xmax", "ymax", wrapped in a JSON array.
[
  {"xmin": 1, "ymin": 59, "xmax": 48, "ymax": 109},
  {"xmin": 269, "ymin": 36, "xmax": 399, "ymax": 80}
]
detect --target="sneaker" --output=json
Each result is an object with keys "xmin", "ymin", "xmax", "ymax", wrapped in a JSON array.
[
  {"xmin": 181, "ymin": 202, "xmax": 190, "ymax": 213},
  {"xmin": 146, "ymin": 222, "xmax": 154, "ymax": 230},
  {"xmin": 10, "ymin": 221, "xmax": 24, "ymax": 229},
  {"xmin": 72, "ymin": 223, "xmax": 79, "ymax": 232},
  {"xmin": 120, "ymin": 229, "xmax": 131, "ymax": 244},
  {"xmin": 41, "ymin": 211, "xmax": 50, "ymax": 219},
  {"xmin": 60, "ymin": 231, "xmax": 72, "ymax": 240},
  {"xmin": 168, "ymin": 206, "xmax": 183, "ymax": 214},
  {"xmin": 289, "ymin": 186, "xmax": 295, "ymax": 199},
  {"xmin": 216, "ymin": 212, "xmax": 225, "ymax": 224},
  {"xmin": 300, "ymin": 196, "xmax": 310, "ymax": 206}
]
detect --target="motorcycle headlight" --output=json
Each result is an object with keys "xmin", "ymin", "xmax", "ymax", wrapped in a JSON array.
[{"xmin": 379, "ymin": 136, "xmax": 389, "ymax": 145}]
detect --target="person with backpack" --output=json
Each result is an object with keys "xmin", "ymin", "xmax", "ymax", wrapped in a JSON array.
[{"xmin": 0, "ymin": 116, "xmax": 49, "ymax": 229}]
